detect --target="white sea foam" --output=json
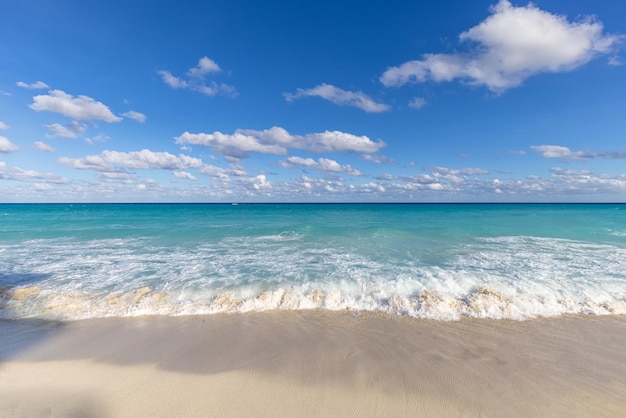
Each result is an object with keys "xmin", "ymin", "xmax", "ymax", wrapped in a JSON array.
[
  {"xmin": 2, "ymin": 282, "xmax": 625, "ymax": 321},
  {"xmin": 1, "ymin": 234, "xmax": 625, "ymax": 321}
]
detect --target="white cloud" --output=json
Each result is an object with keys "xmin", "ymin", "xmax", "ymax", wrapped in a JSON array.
[
  {"xmin": 85, "ymin": 133, "xmax": 110, "ymax": 144},
  {"xmin": 122, "ymin": 110, "xmax": 147, "ymax": 123},
  {"xmin": 281, "ymin": 156, "xmax": 363, "ymax": 176},
  {"xmin": 284, "ymin": 83, "xmax": 390, "ymax": 113},
  {"xmin": 30, "ymin": 90, "xmax": 122, "ymax": 122},
  {"xmin": 430, "ymin": 166, "xmax": 490, "ymax": 184},
  {"xmin": 16, "ymin": 80, "xmax": 49, "ymax": 89},
  {"xmin": 375, "ymin": 173, "xmax": 397, "ymax": 181},
  {"xmin": 173, "ymin": 171, "xmax": 197, "ymax": 181},
  {"xmin": 58, "ymin": 149, "xmax": 203, "ymax": 173},
  {"xmin": 408, "ymin": 97, "xmax": 427, "ymax": 109},
  {"xmin": 361, "ymin": 154, "xmax": 395, "ymax": 164},
  {"xmin": 111, "ymin": 173, "xmax": 626, "ymax": 200},
  {"xmin": 0, "ymin": 136, "xmax": 19, "ymax": 153},
  {"xmin": 159, "ymin": 56, "xmax": 236, "ymax": 97},
  {"xmin": 299, "ymin": 130, "xmax": 386, "ymax": 154},
  {"xmin": 531, "ymin": 144, "xmax": 626, "ymax": 160},
  {"xmin": 381, "ymin": 0, "xmax": 621, "ymax": 92},
  {"xmin": 539, "ymin": 168, "xmax": 626, "ymax": 196},
  {"xmin": 8, "ymin": 160, "xmax": 626, "ymax": 202},
  {"xmin": 158, "ymin": 71, "xmax": 189, "ymax": 89},
  {"xmin": 45, "ymin": 122, "xmax": 85, "ymax": 139},
  {"xmin": 176, "ymin": 126, "xmax": 386, "ymax": 160},
  {"xmin": 99, "ymin": 172, "xmax": 138, "ymax": 183},
  {"xmin": 270, "ymin": 166, "xmax": 626, "ymax": 201},
  {"xmin": 196, "ymin": 82, "xmax": 237, "ymax": 97},
  {"xmin": 57, "ymin": 156, "xmax": 119, "ymax": 173},
  {"xmin": 188, "ymin": 56, "xmax": 221, "ymax": 78},
  {"xmin": 228, "ymin": 164, "xmax": 248, "ymax": 177},
  {"xmin": 432, "ymin": 167, "xmax": 490, "ymax": 176},
  {"xmin": 33, "ymin": 141, "xmax": 56, "ymax": 153},
  {"xmin": 0, "ymin": 162, "xmax": 67, "ymax": 183},
  {"xmin": 100, "ymin": 150, "xmax": 203, "ymax": 170},
  {"xmin": 243, "ymin": 174, "xmax": 271, "ymax": 191},
  {"xmin": 531, "ymin": 145, "xmax": 588, "ymax": 160},
  {"xmin": 550, "ymin": 167, "xmax": 591, "ymax": 176},
  {"xmin": 176, "ymin": 131, "xmax": 287, "ymax": 159},
  {"xmin": 0, "ymin": 121, "xmax": 9, "ymax": 130},
  {"xmin": 199, "ymin": 164, "xmax": 230, "ymax": 180},
  {"xmin": 243, "ymin": 126, "xmax": 386, "ymax": 154}
]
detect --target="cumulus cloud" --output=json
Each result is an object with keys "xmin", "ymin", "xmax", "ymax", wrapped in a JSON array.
[
  {"xmin": 199, "ymin": 164, "xmax": 230, "ymax": 180},
  {"xmin": 432, "ymin": 167, "xmax": 490, "ymax": 176},
  {"xmin": 242, "ymin": 174, "xmax": 271, "ymax": 191},
  {"xmin": 173, "ymin": 170, "xmax": 197, "ymax": 181},
  {"xmin": 0, "ymin": 121, "xmax": 9, "ymax": 130},
  {"xmin": 531, "ymin": 145, "xmax": 589, "ymax": 160},
  {"xmin": 243, "ymin": 127, "xmax": 386, "ymax": 154},
  {"xmin": 122, "ymin": 110, "xmax": 147, "ymax": 123},
  {"xmin": 30, "ymin": 90, "xmax": 122, "ymax": 122},
  {"xmin": 10, "ymin": 158, "xmax": 626, "ymax": 202},
  {"xmin": 16, "ymin": 80, "xmax": 49, "ymax": 89},
  {"xmin": 281, "ymin": 156, "xmax": 362, "ymax": 176},
  {"xmin": 269, "ymin": 165, "xmax": 626, "ymax": 201},
  {"xmin": 540, "ymin": 168, "xmax": 626, "ymax": 196},
  {"xmin": 0, "ymin": 136, "xmax": 19, "ymax": 153},
  {"xmin": 227, "ymin": 164, "xmax": 248, "ymax": 177},
  {"xmin": 187, "ymin": 56, "xmax": 221, "ymax": 77},
  {"xmin": 0, "ymin": 162, "xmax": 67, "ymax": 183},
  {"xmin": 33, "ymin": 141, "xmax": 56, "ymax": 153},
  {"xmin": 158, "ymin": 71, "xmax": 189, "ymax": 89},
  {"xmin": 381, "ymin": 0, "xmax": 621, "ymax": 92},
  {"xmin": 176, "ymin": 131, "xmax": 287, "ymax": 159},
  {"xmin": 284, "ymin": 83, "xmax": 390, "ymax": 113},
  {"xmin": 158, "ymin": 56, "xmax": 236, "ymax": 97},
  {"xmin": 531, "ymin": 144, "xmax": 626, "ymax": 160},
  {"xmin": 45, "ymin": 122, "xmax": 86, "ymax": 139},
  {"xmin": 176, "ymin": 126, "xmax": 386, "ymax": 160},
  {"xmin": 430, "ymin": 166, "xmax": 490, "ymax": 184},
  {"xmin": 58, "ymin": 149, "xmax": 203, "ymax": 173}
]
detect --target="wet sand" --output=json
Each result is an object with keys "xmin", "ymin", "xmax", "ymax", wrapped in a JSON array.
[{"xmin": 1, "ymin": 311, "xmax": 626, "ymax": 417}]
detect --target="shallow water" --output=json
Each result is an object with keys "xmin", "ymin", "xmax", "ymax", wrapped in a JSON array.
[{"xmin": 1, "ymin": 203, "xmax": 625, "ymax": 320}]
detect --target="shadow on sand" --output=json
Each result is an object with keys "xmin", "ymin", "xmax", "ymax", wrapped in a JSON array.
[{"xmin": 0, "ymin": 272, "xmax": 66, "ymax": 361}]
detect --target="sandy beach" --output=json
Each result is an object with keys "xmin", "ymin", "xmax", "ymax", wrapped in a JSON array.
[{"xmin": 1, "ymin": 311, "xmax": 626, "ymax": 417}]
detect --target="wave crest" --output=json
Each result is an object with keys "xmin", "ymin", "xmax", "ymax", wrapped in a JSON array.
[{"xmin": 2, "ymin": 284, "xmax": 624, "ymax": 321}]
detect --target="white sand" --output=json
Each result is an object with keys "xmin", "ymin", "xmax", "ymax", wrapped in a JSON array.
[{"xmin": 1, "ymin": 311, "xmax": 626, "ymax": 417}]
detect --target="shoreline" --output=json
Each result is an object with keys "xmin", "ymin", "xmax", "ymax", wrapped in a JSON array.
[{"xmin": 2, "ymin": 311, "xmax": 626, "ymax": 417}]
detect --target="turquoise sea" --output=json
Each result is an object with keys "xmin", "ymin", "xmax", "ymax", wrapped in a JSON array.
[{"xmin": 1, "ymin": 203, "xmax": 625, "ymax": 320}]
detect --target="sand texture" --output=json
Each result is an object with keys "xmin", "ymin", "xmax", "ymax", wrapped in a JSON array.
[{"xmin": 1, "ymin": 311, "xmax": 626, "ymax": 417}]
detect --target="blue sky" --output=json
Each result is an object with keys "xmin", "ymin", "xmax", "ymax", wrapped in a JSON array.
[{"xmin": 1, "ymin": 0, "xmax": 625, "ymax": 202}]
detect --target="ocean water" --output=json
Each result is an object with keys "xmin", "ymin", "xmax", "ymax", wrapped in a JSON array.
[{"xmin": 1, "ymin": 203, "xmax": 625, "ymax": 321}]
